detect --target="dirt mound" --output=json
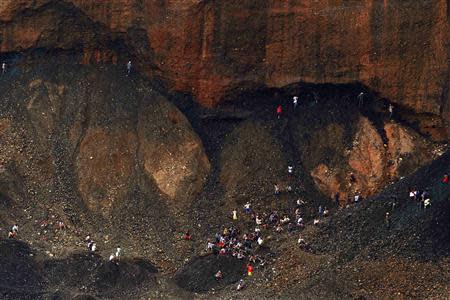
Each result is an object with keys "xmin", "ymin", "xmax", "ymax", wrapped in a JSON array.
[
  {"xmin": 174, "ymin": 254, "xmax": 246, "ymax": 293},
  {"xmin": 0, "ymin": 239, "xmax": 157, "ymax": 299},
  {"xmin": 0, "ymin": 239, "xmax": 43, "ymax": 299},
  {"xmin": 43, "ymin": 253, "xmax": 157, "ymax": 297},
  {"xmin": 93, "ymin": 258, "xmax": 158, "ymax": 294}
]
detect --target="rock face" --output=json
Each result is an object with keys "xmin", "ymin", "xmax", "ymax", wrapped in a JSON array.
[
  {"xmin": 0, "ymin": 65, "xmax": 210, "ymax": 218},
  {"xmin": 308, "ymin": 116, "xmax": 434, "ymax": 202},
  {"xmin": 1, "ymin": 0, "xmax": 449, "ymax": 128}
]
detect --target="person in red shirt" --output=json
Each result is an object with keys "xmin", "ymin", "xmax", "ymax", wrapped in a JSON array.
[
  {"xmin": 276, "ymin": 105, "xmax": 282, "ymax": 119},
  {"xmin": 247, "ymin": 264, "xmax": 253, "ymax": 276},
  {"xmin": 442, "ymin": 173, "xmax": 448, "ymax": 184}
]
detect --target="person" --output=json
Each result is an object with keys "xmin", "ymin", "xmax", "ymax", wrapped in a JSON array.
[
  {"xmin": 275, "ymin": 224, "xmax": 283, "ymax": 232},
  {"xmin": 257, "ymin": 236, "xmax": 264, "ymax": 246},
  {"xmin": 293, "ymin": 96, "xmax": 298, "ymax": 110},
  {"xmin": 274, "ymin": 184, "xmax": 280, "ymax": 196},
  {"xmin": 184, "ymin": 230, "xmax": 191, "ymax": 241},
  {"xmin": 318, "ymin": 205, "xmax": 323, "ymax": 217},
  {"xmin": 276, "ymin": 105, "xmax": 282, "ymax": 119},
  {"xmin": 388, "ymin": 104, "xmax": 394, "ymax": 119},
  {"xmin": 206, "ymin": 240, "xmax": 214, "ymax": 252},
  {"xmin": 296, "ymin": 198, "xmax": 305, "ymax": 207},
  {"xmin": 357, "ymin": 92, "xmax": 364, "ymax": 107},
  {"xmin": 385, "ymin": 212, "xmax": 391, "ymax": 228},
  {"xmin": 255, "ymin": 215, "xmax": 263, "ymax": 226},
  {"xmin": 12, "ymin": 224, "xmax": 18, "ymax": 233},
  {"xmin": 442, "ymin": 173, "xmax": 449, "ymax": 184},
  {"xmin": 424, "ymin": 198, "xmax": 431, "ymax": 210},
  {"xmin": 247, "ymin": 264, "xmax": 253, "ymax": 276},
  {"xmin": 116, "ymin": 246, "xmax": 122, "ymax": 260},
  {"xmin": 313, "ymin": 92, "xmax": 319, "ymax": 104},
  {"xmin": 237, "ymin": 279, "xmax": 245, "ymax": 291},
  {"xmin": 391, "ymin": 200, "xmax": 397, "ymax": 212},
  {"xmin": 126, "ymin": 60, "xmax": 132, "ymax": 75},
  {"xmin": 215, "ymin": 270, "xmax": 222, "ymax": 280},
  {"xmin": 57, "ymin": 221, "xmax": 65, "ymax": 231},
  {"xmin": 323, "ymin": 207, "xmax": 329, "ymax": 217},
  {"xmin": 298, "ymin": 236, "xmax": 306, "ymax": 245},
  {"xmin": 268, "ymin": 212, "xmax": 277, "ymax": 224},
  {"xmin": 287, "ymin": 165, "xmax": 294, "ymax": 176},
  {"xmin": 418, "ymin": 194, "xmax": 425, "ymax": 211},
  {"xmin": 349, "ymin": 173, "xmax": 356, "ymax": 185},
  {"xmin": 409, "ymin": 189, "xmax": 416, "ymax": 201},
  {"xmin": 2, "ymin": 62, "xmax": 6, "ymax": 74},
  {"xmin": 334, "ymin": 192, "xmax": 340, "ymax": 207},
  {"xmin": 232, "ymin": 210, "xmax": 238, "ymax": 221},
  {"xmin": 354, "ymin": 193, "xmax": 361, "ymax": 204},
  {"xmin": 88, "ymin": 241, "xmax": 96, "ymax": 252},
  {"xmin": 280, "ymin": 215, "xmax": 290, "ymax": 225},
  {"xmin": 244, "ymin": 202, "xmax": 251, "ymax": 214}
]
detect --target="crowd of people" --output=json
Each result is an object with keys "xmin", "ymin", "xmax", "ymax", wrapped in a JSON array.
[
  {"xmin": 199, "ymin": 167, "xmax": 449, "ymax": 290},
  {"xmin": 202, "ymin": 165, "xmax": 333, "ymax": 290}
]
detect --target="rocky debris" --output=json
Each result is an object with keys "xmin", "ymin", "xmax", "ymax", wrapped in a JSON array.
[
  {"xmin": 174, "ymin": 254, "xmax": 246, "ymax": 293},
  {"xmin": 219, "ymin": 121, "xmax": 285, "ymax": 203}
]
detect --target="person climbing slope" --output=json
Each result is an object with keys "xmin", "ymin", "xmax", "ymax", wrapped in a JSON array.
[
  {"xmin": 293, "ymin": 96, "xmax": 298, "ymax": 110},
  {"xmin": 357, "ymin": 92, "xmax": 364, "ymax": 107},
  {"xmin": 276, "ymin": 105, "xmax": 282, "ymax": 119},
  {"xmin": 126, "ymin": 60, "xmax": 132, "ymax": 75}
]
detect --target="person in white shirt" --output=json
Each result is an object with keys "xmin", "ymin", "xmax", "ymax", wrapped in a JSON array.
[
  {"xmin": 257, "ymin": 236, "xmax": 264, "ymax": 246},
  {"xmin": 116, "ymin": 246, "xmax": 122, "ymax": 260},
  {"xmin": 126, "ymin": 60, "xmax": 132, "ymax": 75},
  {"xmin": 357, "ymin": 92, "xmax": 364, "ymax": 107}
]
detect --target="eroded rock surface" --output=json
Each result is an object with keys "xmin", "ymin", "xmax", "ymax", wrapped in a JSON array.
[
  {"xmin": 2, "ymin": 0, "xmax": 450, "ymax": 128},
  {"xmin": 0, "ymin": 65, "xmax": 210, "ymax": 219}
]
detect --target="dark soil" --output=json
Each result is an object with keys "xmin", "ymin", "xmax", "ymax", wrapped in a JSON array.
[
  {"xmin": 0, "ymin": 239, "xmax": 157, "ymax": 300},
  {"xmin": 174, "ymin": 254, "xmax": 246, "ymax": 293}
]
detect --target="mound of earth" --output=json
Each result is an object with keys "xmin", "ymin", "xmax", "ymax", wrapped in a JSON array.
[
  {"xmin": 173, "ymin": 254, "xmax": 246, "ymax": 293},
  {"xmin": 0, "ymin": 239, "xmax": 158, "ymax": 300},
  {"xmin": 0, "ymin": 239, "xmax": 43, "ymax": 299}
]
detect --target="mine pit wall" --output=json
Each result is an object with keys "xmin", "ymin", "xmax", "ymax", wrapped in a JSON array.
[{"xmin": 1, "ymin": 0, "xmax": 450, "ymax": 135}]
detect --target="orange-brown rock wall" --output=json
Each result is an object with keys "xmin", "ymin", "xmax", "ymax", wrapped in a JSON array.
[{"xmin": 1, "ymin": 1, "xmax": 449, "ymax": 119}]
